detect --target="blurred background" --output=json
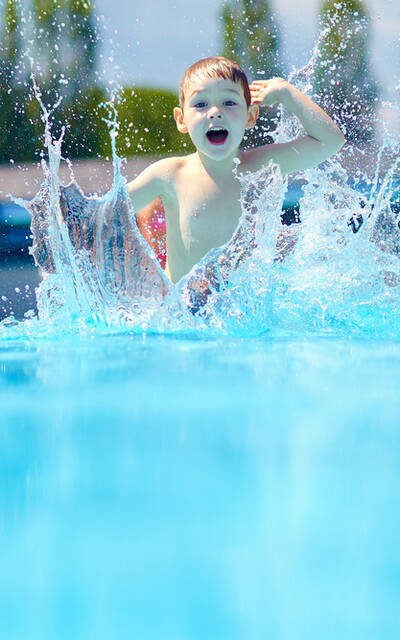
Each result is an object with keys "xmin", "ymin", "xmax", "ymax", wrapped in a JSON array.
[{"xmin": 0, "ymin": 0, "xmax": 399, "ymax": 320}]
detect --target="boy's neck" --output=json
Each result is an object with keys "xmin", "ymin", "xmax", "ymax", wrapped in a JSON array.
[{"xmin": 195, "ymin": 150, "xmax": 239, "ymax": 180}]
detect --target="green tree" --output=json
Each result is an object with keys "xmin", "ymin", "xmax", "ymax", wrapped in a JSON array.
[
  {"xmin": 314, "ymin": 0, "xmax": 379, "ymax": 142},
  {"xmin": 0, "ymin": 0, "xmax": 36, "ymax": 161},
  {"xmin": 30, "ymin": 0, "xmax": 104, "ymax": 158},
  {"xmin": 221, "ymin": 0, "xmax": 283, "ymax": 146},
  {"xmin": 0, "ymin": 1, "xmax": 189, "ymax": 163},
  {"xmin": 31, "ymin": 0, "xmax": 99, "ymax": 102},
  {"xmin": 100, "ymin": 87, "xmax": 193, "ymax": 159},
  {"xmin": 221, "ymin": 0, "xmax": 282, "ymax": 77},
  {"xmin": 67, "ymin": 0, "xmax": 98, "ymax": 98},
  {"xmin": 32, "ymin": 0, "xmax": 66, "ymax": 104}
]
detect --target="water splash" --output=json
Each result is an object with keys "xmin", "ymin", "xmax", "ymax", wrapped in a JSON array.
[
  {"xmin": 4, "ymin": 83, "xmax": 282, "ymax": 338},
  {"xmin": 2, "ymin": 41, "xmax": 400, "ymax": 339}
]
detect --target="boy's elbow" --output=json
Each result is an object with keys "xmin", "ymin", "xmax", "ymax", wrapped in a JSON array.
[
  {"xmin": 337, "ymin": 131, "xmax": 347, "ymax": 149},
  {"xmin": 332, "ymin": 128, "xmax": 347, "ymax": 151},
  {"xmin": 325, "ymin": 131, "xmax": 346, "ymax": 157}
]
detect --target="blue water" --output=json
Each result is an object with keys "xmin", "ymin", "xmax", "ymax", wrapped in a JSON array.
[
  {"xmin": 1, "ymin": 333, "xmax": 400, "ymax": 639},
  {"xmin": 2, "ymin": 63, "xmax": 393, "ymax": 338},
  {"xmin": 1, "ymin": 23, "xmax": 400, "ymax": 639}
]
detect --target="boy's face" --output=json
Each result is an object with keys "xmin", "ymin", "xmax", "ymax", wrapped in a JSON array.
[{"xmin": 174, "ymin": 77, "xmax": 258, "ymax": 161}]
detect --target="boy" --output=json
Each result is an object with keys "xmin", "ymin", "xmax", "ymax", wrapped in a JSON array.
[{"xmin": 130, "ymin": 56, "xmax": 346, "ymax": 284}]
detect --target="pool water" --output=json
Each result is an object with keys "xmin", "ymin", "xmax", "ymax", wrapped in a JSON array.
[
  {"xmin": 1, "ymin": 333, "xmax": 400, "ymax": 639},
  {"xmin": 2, "ymin": 26, "xmax": 400, "ymax": 638}
]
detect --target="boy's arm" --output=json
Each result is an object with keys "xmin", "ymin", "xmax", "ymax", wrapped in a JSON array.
[
  {"xmin": 127, "ymin": 157, "xmax": 176, "ymax": 212},
  {"xmin": 244, "ymin": 79, "xmax": 346, "ymax": 176}
]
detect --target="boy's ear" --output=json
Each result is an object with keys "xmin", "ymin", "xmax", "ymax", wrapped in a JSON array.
[
  {"xmin": 246, "ymin": 105, "xmax": 259, "ymax": 129},
  {"xmin": 173, "ymin": 107, "xmax": 188, "ymax": 134}
]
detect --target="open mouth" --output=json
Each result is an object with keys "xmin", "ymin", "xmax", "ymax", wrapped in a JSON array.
[{"xmin": 206, "ymin": 128, "xmax": 229, "ymax": 145}]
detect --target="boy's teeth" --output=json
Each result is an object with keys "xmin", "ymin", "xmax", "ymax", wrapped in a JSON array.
[{"xmin": 206, "ymin": 127, "xmax": 229, "ymax": 145}]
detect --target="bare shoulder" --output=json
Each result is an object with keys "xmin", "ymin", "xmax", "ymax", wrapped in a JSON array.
[
  {"xmin": 150, "ymin": 155, "xmax": 185, "ymax": 178},
  {"xmin": 127, "ymin": 156, "xmax": 187, "ymax": 210},
  {"xmin": 127, "ymin": 156, "xmax": 180, "ymax": 189},
  {"xmin": 238, "ymin": 145, "xmax": 276, "ymax": 174}
]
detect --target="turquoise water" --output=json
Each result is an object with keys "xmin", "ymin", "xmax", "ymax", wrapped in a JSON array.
[
  {"xmin": 4, "ymin": 65, "xmax": 394, "ymax": 338},
  {"xmin": 1, "ymin": 21, "xmax": 400, "ymax": 638},
  {"xmin": 1, "ymin": 333, "xmax": 400, "ymax": 639}
]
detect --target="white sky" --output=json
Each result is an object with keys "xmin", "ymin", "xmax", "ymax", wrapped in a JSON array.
[{"xmin": 95, "ymin": 0, "xmax": 400, "ymax": 101}]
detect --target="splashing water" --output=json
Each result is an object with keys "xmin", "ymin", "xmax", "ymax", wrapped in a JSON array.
[{"xmin": 2, "ymin": 50, "xmax": 400, "ymax": 339}]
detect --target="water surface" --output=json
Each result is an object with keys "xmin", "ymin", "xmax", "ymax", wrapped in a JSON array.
[{"xmin": 1, "ymin": 333, "xmax": 399, "ymax": 639}]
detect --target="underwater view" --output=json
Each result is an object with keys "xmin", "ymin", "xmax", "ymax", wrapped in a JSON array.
[{"xmin": 1, "ymin": 0, "xmax": 400, "ymax": 637}]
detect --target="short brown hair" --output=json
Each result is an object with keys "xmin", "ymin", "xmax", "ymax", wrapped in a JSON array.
[{"xmin": 179, "ymin": 56, "xmax": 251, "ymax": 109}]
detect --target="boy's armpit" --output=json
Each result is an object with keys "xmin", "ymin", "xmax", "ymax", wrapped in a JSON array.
[{"xmin": 127, "ymin": 157, "xmax": 178, "ymax": 212}]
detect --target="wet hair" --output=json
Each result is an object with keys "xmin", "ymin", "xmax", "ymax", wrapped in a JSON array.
[{"xmin": 179, "ymin": 56, "xmax": 251, "ymax": 109}]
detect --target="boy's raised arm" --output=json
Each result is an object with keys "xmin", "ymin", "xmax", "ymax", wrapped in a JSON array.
[
  {"xmin": 127, "ymin": 158, "xmax": 176, "ymax": 212},
  {"xmin": 246, "ymin": 78, "xmax": 346, "ymax": 176}
]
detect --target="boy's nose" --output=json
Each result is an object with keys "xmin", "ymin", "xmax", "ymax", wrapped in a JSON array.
[{"xmin": 207, "ymin": 107, "xmax": 222, "ymax": 119}]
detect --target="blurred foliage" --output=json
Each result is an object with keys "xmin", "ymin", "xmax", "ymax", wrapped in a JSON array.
[
  {"xmin": 33, "ymin": 0, "xmax": 66, "ymax": 23},
  {"xmin": 31, "ymin": 0, "xmax": 98, "ymax": 105},
  {"xmin": 0, "ymin": 0, "xmax": 189, "ymax": 163},
  {"xmin": 0, "ymin": 0, "xmax": 384, "ymax": 166},
  {"xmin": 0, "ymin": 0, "xmax": 36, "ymax": 161},
  {"xmin": 221, "ymin": 0, "xmax": 282, "ymax": 78},
  {"xmin": 24, "ymin": 86, "xmax": 191, "ymax": 161},
  {"xmin": 221, "ymin": 0, "xmax": 284, "ymax": 148},
  {"xmin": 314, "ymin": 0, "xmax": 379, "ymax": 142},
  {"xmin": 0, "ymin": 0, "xmax": 103, "ymax": 162},
  {"xmin": 25, "ymin": 84, "xmax": 108, "ymax": 159},
  {"xmin": 103, "ymin": 87, "xmax": 193, "ymax": 158}
]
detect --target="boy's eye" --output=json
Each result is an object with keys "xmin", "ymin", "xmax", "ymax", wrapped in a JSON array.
[
  {"xmin": 224, "ymin": 100, "xmax": 237, "ymax": 106},
  {"xmin": 194, "ymin": 102, "xmax": 207, "ymax": 108}
]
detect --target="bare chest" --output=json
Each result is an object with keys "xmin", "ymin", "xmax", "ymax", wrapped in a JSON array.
[{"xmin": 176, "ymin": 178, "xmax": 242, "ymax": 250}]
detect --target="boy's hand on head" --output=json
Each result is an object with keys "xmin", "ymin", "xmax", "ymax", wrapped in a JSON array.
[{"xmin": 249, "ymin": 78, "xmax": 290, "ymax": 107}]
